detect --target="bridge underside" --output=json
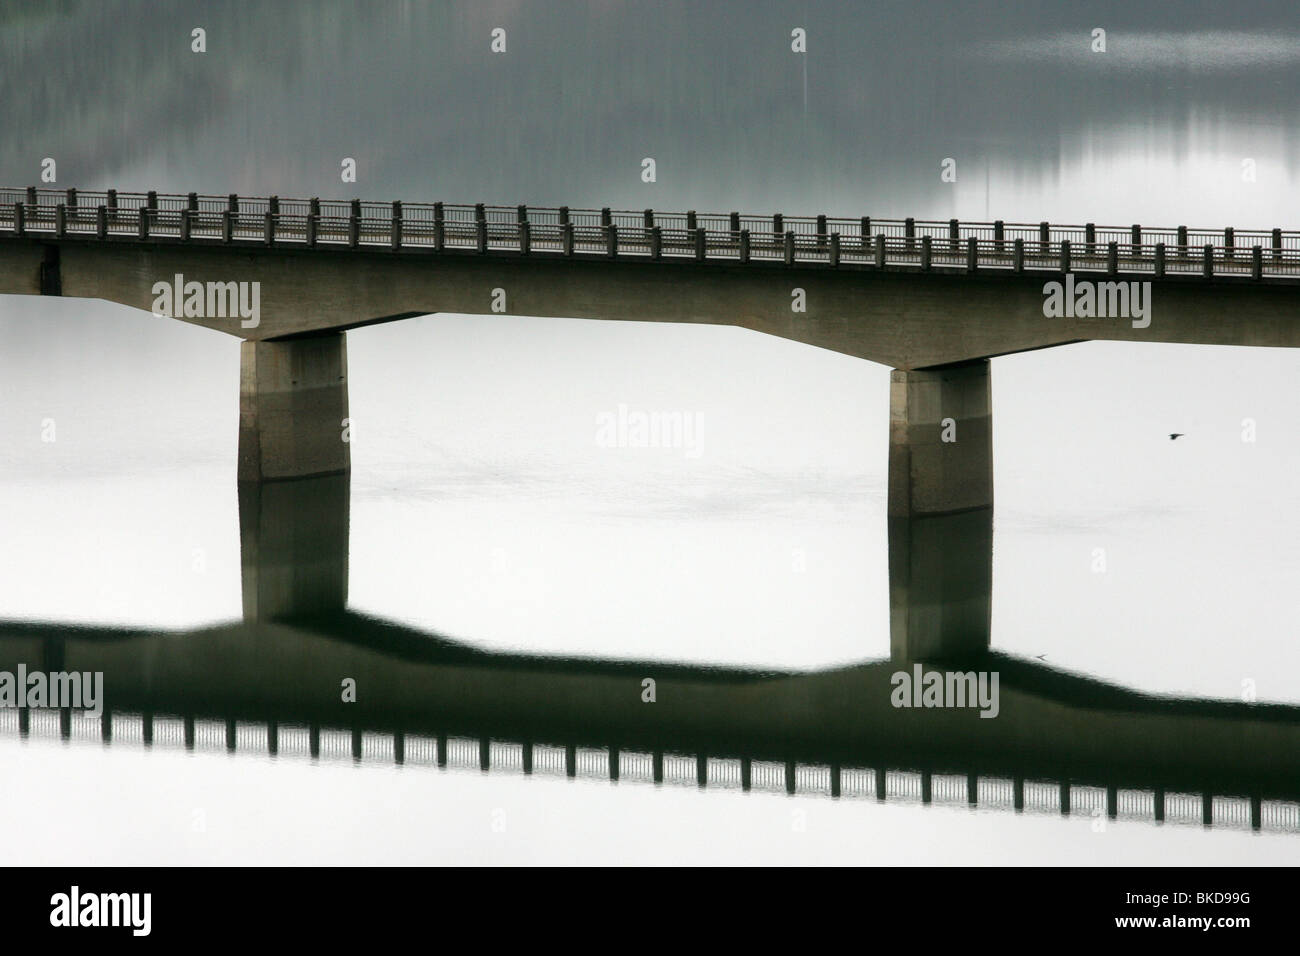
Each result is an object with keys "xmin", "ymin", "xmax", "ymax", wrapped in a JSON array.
[{"xmin": 4, "ymin": 237, "xmax": 1300, "ymax": 368}]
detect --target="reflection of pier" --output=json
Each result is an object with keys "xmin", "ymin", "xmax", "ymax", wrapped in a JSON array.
[{"xmin": 3, "ymin": 614, "xmax": 1299, "ymax": 834}]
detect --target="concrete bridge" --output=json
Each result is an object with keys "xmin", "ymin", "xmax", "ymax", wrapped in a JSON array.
[{"xmin": 4, "ymin": 186, "xmax": 1299, "ymax": 660}]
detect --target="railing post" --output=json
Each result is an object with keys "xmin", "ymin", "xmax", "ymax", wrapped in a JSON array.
[
  {"xmin": 686, "ymin": 210, "xmax": 697, "ymax": 231},
  {"xmin": 558, "ymin": 205, "xmax": 569, "ymax": 225},
  {"xmin": 433, "ymin": 201, "xmax": 444, "ymax": 251},
  {"xmin": 25, "ymin": 185, "xmax": 37, "ymax": 205},
  {"xmin": 829, "ymin": 232, "xmax": 840, "ymax": 267},
  {"xmin": 650, "ymin": 224, "xmax": 662, "ymax": 259},
  {"xmin": 607, "ymin": 223, "xmax": 618, "ymax": 257},
  {"xmin": 268, "ymin": 195, "xmax": 279, "ymax": 216},
  {"xmin": 1060, "ymin": 239, "xmax": 1070, "ymax": 273},
  {"xmin": 993, "ymin": 220, "xmax": 1004, "ymax": 256},
  {"xmin": 1224, "ymin": 226, "xmax": 1234, "ymax": 260},
  {"xmin": 179, "ymin": 207, "xmax": 190, "ymax": 241},
  {"xmin": 905, "ymin": 217, "xmax": 915, "ymax": 253},
  {"xmin": 773, "ymin": 213, "xmax": 783, "ymax": 239},
  {"xmin": 562, "ymin": 221, "xmax": 574, "ymax": 256},
  {"xmin": 107, "ymin": 188, "xmax": 118, "ymax": 225},
  {"xmin": 783, "ymin": 229, "xmax": 794, "ymax": 265},
  {"xmin": 816, "ymin": 214, "xmax": 827, "ymax": 248},
  {"xmin": 476, "ymin": 218, "xmax": 487, "ymax": 253},
  {"xmin": 67, "ymin": 187, "xmax": 78, "ymax": 208},
  {"xmin": 738, "ymin": 228, "xmax": 749, "ymax": 263},
  {"xmin": 643, "ymin": 208, "xmax": 653, "ymax": 229},
  {"xmin": 55, "ymin": 203, "xmax": 66, "ymax": 237},
  {"xmin": 1107, "ymin": 241, "xmax": 1118, "ymax": 275},
  {"xmin": 264, "ymin": 210, "xmax": 274, "ymax": 245},
  {"xmin": 1252, "ymin": 244, "xmax": 1263, "ymax": 280},
  {"xmin": 601, "ymin": 207, "xmax": 612, "ymax": 228},
  {"xmin": 1177, "ymin": 225, "xmax": 1188, "ymax": 259},
  {"xmin": 860, "ymin": 216, "xmax": 871, "ymax": 240},
  {"xmin": 187, "ymin": 192, "xmax": 198, "ymax": 211},
  {"xmin": 519, "ymin": 219, "xmax": 530, "ymax": 254},
  {"xmin": 920, "ymin": 234, "xmax": 932, "ymax": 270},
  {"xmin": 146, "ymin": 190, "xmax": 157, "ymax": 211},
  {"xmin": 307, "ymin": 199, "xmax": 319, "ymax": 246},
  {"xmin": 391, "ymin": 200, "xmax": 402, "ymax": 250},
  {"xmin": 874, "ymin": 233, "xmax": 886, "ymax": 268},
  {"xmin": 227, "ymin": 193, "xmax": 237, "ymax": 213},
  {"xmin": 475, "ymin": 202, "xmax": 485, "ymax": 222},
  {"xmin": 1131, "ymin": 224, "xmax": 1141, "ymax": 255},
  {"xmin": 696, "ymin": 226, "xmax": 707, "ymax": 261},
  {"xmin": 1013, "ymin": 237, "xmax": 1024, "ymax": 273},
  {"xmin": 1038, "ymin": 221, "xmax": 1049, "ymax": 257},
  {"xmin": 348, "ymin": 205, "xmax": 359, "ymax": 248},
  {"xmin": 1271, "ymin": 228, "xmax": 1282, "ymax": 262},
  {"xmin": 138, "ymin": 206, "xmax": 149, "ymax": 240},
  {"xmin": 516, "ymin": 203, "xmax": 527, "ymax": 223},
  {"xmin": 1203, "ymin": 243, "xmax": 1213, "ymax": 278},
  {"xmin": 1154, "ymin": 242, "xmax": 1165, "ymax": 276},
  {"xmin": 96, "ymin": 204, "xmax": 107, "ymax": 239},
  {"xmin": 949, "ymin": 218, "xmax": 959, "ymax": 255},
  {"xmin": 1085, "ymin": 222, "xmax": 1095, "ymax": 256},
  {"xmin": 966, "ymin": 236, "xmax": 977, "ymax": 272},
  {"xmin": 729, "ymin": 211, "xmax": 740, "ymax": 233}
]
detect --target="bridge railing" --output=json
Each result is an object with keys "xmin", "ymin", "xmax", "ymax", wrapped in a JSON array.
[
  {"xmin": 4, "ymin": 187, "xmax": 1300, "ymax": 279},
  {"xmin": 3, "ymin": 706, "xmax": 1296, "ymax": 833}
]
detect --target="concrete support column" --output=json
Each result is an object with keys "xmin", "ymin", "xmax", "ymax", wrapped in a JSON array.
[
  {"xmin": 888, "ymin": 359, "xmax": 993, "ymax": 662},
  {"xmin": 238, "ymin": 473, "xmax": 349, "ymax": 621},
  {"xmin": 238, "ymin": 333, "xmax": 349, "ymax": 482}
]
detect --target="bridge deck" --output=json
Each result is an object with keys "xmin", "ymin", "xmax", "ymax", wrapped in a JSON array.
[{"xmin": 5, "ymin": 187, "xmax": 1300, "ymax": 281}]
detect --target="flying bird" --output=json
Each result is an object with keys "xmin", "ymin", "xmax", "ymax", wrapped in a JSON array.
[{"xmin": 1169, "ymin": 433, "xmax": 1184, "ymax": 440}]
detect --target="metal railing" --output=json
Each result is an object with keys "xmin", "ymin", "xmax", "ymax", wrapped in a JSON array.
[
  {"xmin": 3, "ymin": 706, "xmax": 1296, "ymax": 833},
  {"xmin": 4, "ymin": 186, "xmax": 1299, "ymax": 280}
]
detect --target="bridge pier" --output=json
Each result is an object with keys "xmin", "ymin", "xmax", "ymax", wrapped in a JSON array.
[
  {"xmin": 888, "ymin": 359, "xmax": 993, "ymax": 661},
  {"xmin": 238, "ymin": 333, "xmax": 349, "ymax": 482},
  {"xmin": 239, "ymin": 472, "xmax": 350, "ymax": 621}
]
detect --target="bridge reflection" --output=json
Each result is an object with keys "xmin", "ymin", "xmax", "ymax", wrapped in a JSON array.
[{"xmin": 0, "ymin": 474, "xmax": 1296, "ymax": 834}]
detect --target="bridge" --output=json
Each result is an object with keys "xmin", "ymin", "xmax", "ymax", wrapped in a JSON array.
[{"xmin": 4, "ymin": 186, "xmax": 1299, "ymax": 659}]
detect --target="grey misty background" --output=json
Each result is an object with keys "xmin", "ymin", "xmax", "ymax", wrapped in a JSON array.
[{"xmin": 4, "ymin": 0, "xmax": 1300, "ymax": 221}]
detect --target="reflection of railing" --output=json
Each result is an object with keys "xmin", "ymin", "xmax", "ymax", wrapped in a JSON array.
[
  {"xmin": 4, "ymin": 187, "xmax": 1300, "ymax": 279},
  {"xmin": 6, "ymin": 708, "xmax": 1296, "ymax": 835}
]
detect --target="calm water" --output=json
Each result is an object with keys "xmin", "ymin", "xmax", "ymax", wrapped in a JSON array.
[{"xmin": 2, "ymin": 0, "xmax": 1299, "ymax": 864}]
